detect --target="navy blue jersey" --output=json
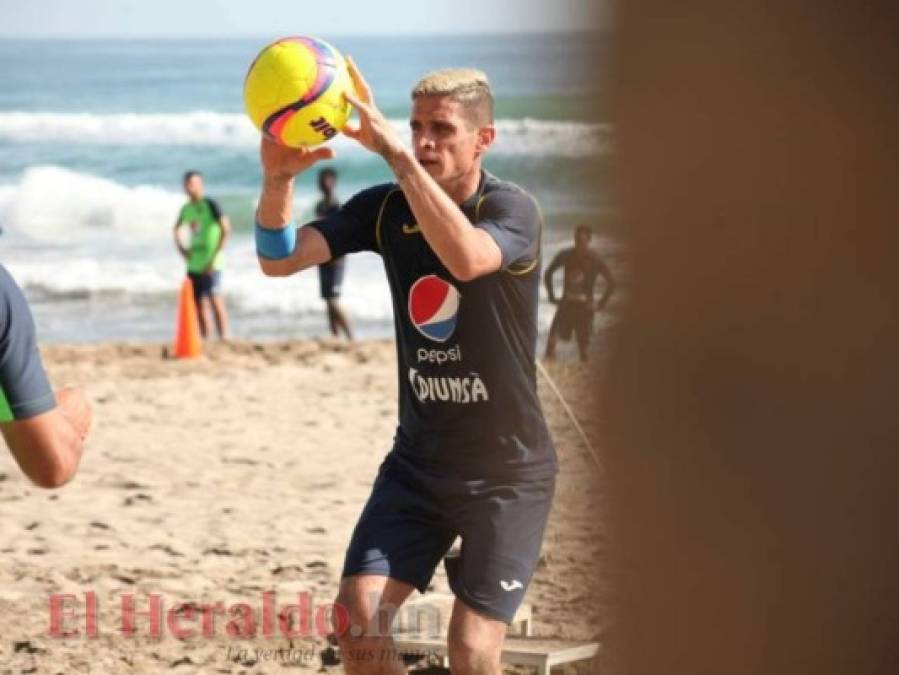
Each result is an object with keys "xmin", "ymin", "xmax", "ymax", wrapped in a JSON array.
[
  {"xmin": 0, "ymin": 265, "xmax": 55, "ymax": 422},
  {"xmin": 309, "ymin": 171, "xmax": 557, "ymax": 480}
]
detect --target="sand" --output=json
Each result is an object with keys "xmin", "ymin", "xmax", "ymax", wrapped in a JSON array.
[{"xmin": 0, "ymin": 340, "xmax": 603, "ymax": 673}]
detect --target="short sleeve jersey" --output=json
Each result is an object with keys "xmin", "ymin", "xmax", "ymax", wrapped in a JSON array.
[
  {"xmin": 0, "ymin": 265, "xmax": 55, "ymax": 422},
  {"xmin": 179, "ymin": 197, "xmax": 224, "ymax": 274},
  {"xmin": 309, "ymin": 171, "xmax": 557, "ymax": 480}
]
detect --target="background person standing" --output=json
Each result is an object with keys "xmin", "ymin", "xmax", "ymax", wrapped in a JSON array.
[
  {"xmin": 314, "ymin": 168, "xmax": 353, "ymax": 340},
  {"xmin": 173, "ymin": 170, "xmax": 230, "ymax": 340},
  {"xmin": 544, "ymin": 225, "xmax": 614, "ymax": 361}
]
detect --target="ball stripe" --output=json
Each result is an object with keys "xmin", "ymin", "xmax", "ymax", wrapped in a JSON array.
[{"xmin": 261, "ymin": 37, "xmax": 341, "ymax": 144}]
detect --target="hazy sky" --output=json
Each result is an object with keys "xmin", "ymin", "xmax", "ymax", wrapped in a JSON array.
[{"xmin": 0, "ymin": 0, "xmax": 608, "ymax": 38}]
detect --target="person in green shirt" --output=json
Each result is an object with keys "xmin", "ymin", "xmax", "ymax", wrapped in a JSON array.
[{"xmin": 173, "ymin": 170, "xmax": 230, "ymax": 339}]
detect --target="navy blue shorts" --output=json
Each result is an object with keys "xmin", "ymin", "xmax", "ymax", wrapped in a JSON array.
[
  {"xmin": 188, "ymin": 271, "xmax": 221, "ymax": 302},
  {"xmin": 551, "ymin": 299, "xmax": 593, "ymax": 344},
  {"xmin": 341, "ymin": 452, "xmax": 555, "ymax": 623},
  {"xmin": 318, "ymin": 257, "xmax": 346, "ymax": 299}
]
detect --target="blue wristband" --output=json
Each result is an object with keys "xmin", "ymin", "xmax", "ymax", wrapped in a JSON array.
[{"xmin": 255, "ymin": 221, "xmax": 297, "ymax": 260}]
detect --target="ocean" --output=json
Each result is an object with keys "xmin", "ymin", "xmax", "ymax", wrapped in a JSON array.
[{"xmin": 0, "ymin": 33, "xmax": 616, "ymax": 343}]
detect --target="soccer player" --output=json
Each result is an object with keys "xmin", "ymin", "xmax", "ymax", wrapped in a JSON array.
[
  {"xmin": 0, "ymin": 264, "xmax": 91, "ymax": 488},
  {"xmin": 255, "ymin": 62, "xmax": 556, "ymax": 675},
  {"xmin": 314, "ymin": 168, "xmax": 353, "ymax": 339},
  {"xmin": 173, "ymin": 170, "xmax": 230, "ymax": 339},
  {"xmin": 543, "ymin": 225, "xmax": 615, "ymax": 362}
]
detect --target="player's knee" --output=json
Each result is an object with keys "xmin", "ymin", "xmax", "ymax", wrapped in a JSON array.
[
  {"xmin": 331, "ymin": 591, "xmax": 395, "ymax": 675},
  {"xmin": 447, "ymin": 627, "xmax": 502, "ymax": 675},
  {"xmin": 332, "ymin": 585, "xmax": 391, "ymax": 640},
  {"xmin": 332, "ymin": 587, "xmax": 363, "ymax": 638}
]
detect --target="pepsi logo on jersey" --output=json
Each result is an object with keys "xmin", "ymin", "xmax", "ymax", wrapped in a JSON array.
[{"xmin": 408, "ymin": 275, "xmax": 460, "ymax": 343}]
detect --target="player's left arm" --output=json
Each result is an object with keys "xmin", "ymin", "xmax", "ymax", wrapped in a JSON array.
[{"xmin": 341, "ymin": 59, "xmax": 504, "ymax": 281}]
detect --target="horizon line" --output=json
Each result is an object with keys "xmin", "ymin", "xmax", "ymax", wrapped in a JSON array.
[{"xmin": 0, "ymin": 28, "xmax": 608, "ymax": 41}]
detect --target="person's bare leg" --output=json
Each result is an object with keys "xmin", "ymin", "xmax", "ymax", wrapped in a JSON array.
[
  {"xmin": 195, "ymin": 296, "xmax": 210, "ymax": 339},
  {"xmin": 333, "ymin": 575, "xmax": 416, "ymax": 675},
  {"xmin": 326, "ymin": 301, "xmax": 340, "ymax": 337},
  {"xmin": 328, "ymin": 298, "xmax": 354, "ymax": 340},
  {"xmin": 447, "ymin": 599, "xmax": 507, "ymax": 675},
  {"xmin": 576, "ymin": 325, "xmax": 590, "ymax": 363},
  {"xmin": 211, "ymin": 295, "xmax": 229, "ymax": 340},
  {"xmin": 544, "ymin": 318, "xmax": 559, "ymax": 359}
]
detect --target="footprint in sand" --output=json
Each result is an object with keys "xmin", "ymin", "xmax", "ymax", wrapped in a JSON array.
[
  {"xmin": 115, "ymin": 480, "xmax": 149, "ymax": 490},
  {"xmin": 123, "ymin": 493, "xmax": 153, "ymax": 507},
  {"xmin": 271, "ymin": 564, "xmax": 305, "ymax": 578},
  {"xmin": 13, "ymin": 640, "xmax": 46, "ymax": 655}
]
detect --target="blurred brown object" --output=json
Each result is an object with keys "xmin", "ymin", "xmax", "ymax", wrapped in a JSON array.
[{"xmin": 600, "ymin": 2, "xmax": 899, "ymax": 674}]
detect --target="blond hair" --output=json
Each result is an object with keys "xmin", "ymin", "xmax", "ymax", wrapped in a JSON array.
[{"xmin": 411, "ymin": 68, "xmax": 494, "ymax": 126}]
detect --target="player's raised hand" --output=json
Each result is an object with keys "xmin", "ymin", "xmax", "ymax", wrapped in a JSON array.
[
  {"xmin": 342, "ymin": 57, "xmax": 405, "ymax": 160},
  {"xmin": 260, "ymin": 136, "xmax": 335, "ymax": 181}
]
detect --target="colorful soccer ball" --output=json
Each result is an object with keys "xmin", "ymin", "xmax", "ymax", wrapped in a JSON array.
[{"xmin": 243, "ymin": 36, "xmax": 352, "ymax": 148}]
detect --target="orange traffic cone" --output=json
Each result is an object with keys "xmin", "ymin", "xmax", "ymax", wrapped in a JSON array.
[{"xmin": 173, "ymin": 277, "xmax": 202, "ymax": 358}]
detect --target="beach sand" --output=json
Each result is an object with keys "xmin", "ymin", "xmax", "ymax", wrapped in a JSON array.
[{"xmin": 0, "ymin": 340, "xmax": 604, "ymax": 673}]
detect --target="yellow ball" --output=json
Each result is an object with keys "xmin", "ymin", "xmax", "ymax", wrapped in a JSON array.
[{"xmin": 243, "ymin": 36, "xmax": 352, "ymax": 148}]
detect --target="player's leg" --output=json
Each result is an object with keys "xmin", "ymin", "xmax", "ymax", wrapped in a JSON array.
[
  {"xmin": 544, "ymin": 305, "xmax": 562, "ymax": 359},
  {"xmin": 325, "ymin": 298, "xmax": 340, "ymax": 337},
  {"xmin": 333, "ymin": 574, "xmax": 416, "ymax": 675},
  {"xmin": 319, "ymin": 263, "xmax": 339, "ymax": 336},
  {"xmin": 205, "ymin": 271, "xmax": 228, "ymax": 340},
  {"xmin": 211, "ymin": 294, "xmax": 228, "ymax": 340},
  {"xmin": 189, "ymin": 275, "xmax": 210, "ymax": 338},
  {"xmin": 444, "ymin": 475, "xmax": 556, "ymax": 672},
  {"xmin": 335, "ymin": 454, "xmax": 456, "ymax": 672},
  {"xmin": 446, "ymin": 600, "xmax": 506, "ymax": 675},
  {"xmin": 198, "ymin": 296, "xmax": 214, "ymax": 340},
  {"xmin": 327, "ymin": 298, "xmax": 354, "ymax": 340},
  {"xmin": 575, "ymin": 304, "xmax": 591, "ymax": 362}
]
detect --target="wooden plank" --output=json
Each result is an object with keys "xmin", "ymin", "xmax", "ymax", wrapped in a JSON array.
[{"xmin": 390, "ymin": 634, "xmax": 600, "ymax": 671}]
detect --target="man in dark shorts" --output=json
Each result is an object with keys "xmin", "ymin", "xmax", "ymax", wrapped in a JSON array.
[
  {"xmin": 544, "ymin": 225, "xmax": 615, "ymax": 362},
  {"xmin": 173, "ymin": 170, "xmax": 230, "ymax": 339},
  {"xmin": 314, "ymin": 168, "xmax": 353, "ymax": 339},
  {"xmin": 255, "ymin": 63, "xmax": 556, "ymax": 673},
  {"xmin": 0, "ymin": 264, "xmax": 91, "ymax": 487}
]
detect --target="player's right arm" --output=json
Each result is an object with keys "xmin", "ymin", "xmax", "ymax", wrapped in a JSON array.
[
  {"xmin": 0, "ymin": 267, "xmax": 91, "ymax": 488},
  {"xmin": 256, "ymin": 137, "xmax": 335, "ymax": 277},
  {"xmin": 543, "ymin": 252, "xmax": 564, "ymax": 304}
]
